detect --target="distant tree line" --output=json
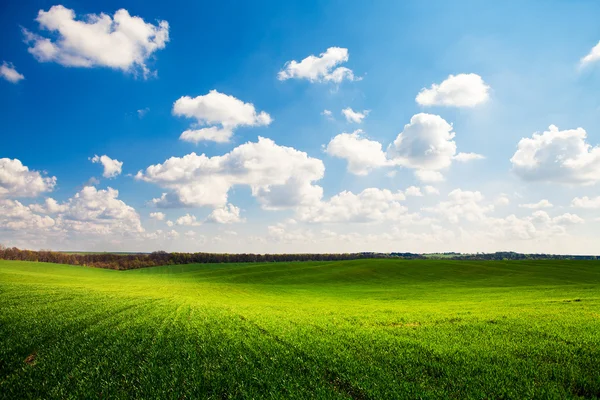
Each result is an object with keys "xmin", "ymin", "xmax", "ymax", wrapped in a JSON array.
[
  {"xmin": 0, "ymin": 246, "xmax": 424, "ymax": 270},
  {"xmin": 1, "ymin": 246, "xmax": 598, "ymax": 270}
]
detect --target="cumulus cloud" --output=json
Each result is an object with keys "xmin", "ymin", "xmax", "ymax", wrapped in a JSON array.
[
  {"xmin": 206, "ymin": 203, "xmax": 244, "ymax": 224},
  {"xmin": 424, "ymin": 186, "xmax": 440, "ymax": 195},
  {"xmin": 405, "ymin": 186, "xmax": 423, "ymax": 197},
  {"xmin": 518, "ymin": 199, "xmax": 553, "ymax": 209},
  {"xmin": 454, "ymin": 152, "xmax": 485, "ymax": 162},
  {"xmin": 4, "ymin": 186, "xmax": 144, "ymax": 240},
  {"xmin": 149, "ymin": 211, "xmax": 165, "ymax": 220},
  {"xmin": 136, "ymin": 137, "xmax": 324, "ymax": 210},
  {"xmin": 0, "ymin": 62, "xmax": 25, "ymax": 83},
  {"xmin": 342, "ymin": 108, "xmax": 369, "ymax": 123},
  {"xmin": 387, "ymin": 113, "xmax": 457, "ymax": 181},
  {"xmin": 297, "ymin": 188, "xmax": 407, "ymax": 223},
  {"xmin": 29, "ymin": 198, "xmax": 68, "ymax": 214},
  {"xmin": 0, "ymin": 158, "xmax": 56, "ymax": 198},
  {"xmin": 90, "ymin": 155, "xmax": 123, "ymax": 178},
  {"xmin": 580, "ymin": 41, "xmax": 600, "ymax": 66},
  {"xmin": 175, "ymin": 213, "xmax": 201, "ymax": 226},
  {"xmin": 325, "ymin": 130, "xmax": 388, "ymax": 175},
  {"xmin": 423, "ymin": 189, "xmax": 493, "ymax": 223},
  {"xmin": 415, "ymin": 170, "xmax": 445, "ymax": 183},
  {"xmin": 173, "ymin": 90, "xmax": 272, "ymax": 143},
  {"xmin": 278, "ymin": 47, "xmax": 358, "ymax": 83},
  {"xmin": 495, "ymin": 195, "xmax": 510, "ymax": 206},
  {"xmin": 485, "ymin": 211, "xmax": 583, "ymax": 241},
  {"xmin": 58, "ymin": 186, "xmax": 143, "ymax": 234},
  {"xmin": 416, "ymin": 73, "xmax": 490, "ymax": 107},
  {"xmin": 322, "ymin": 109, "xmax": 333, "ymax": 119},
  {"xmin": 511, "ymin": 124, "xmax": 600, "ymax": 185},
  {"xmin": 23, "ymin": 5, "xmax": 169, "ymax": 77},
  {"xmin": 571, "ymin": 196, "xmax": 600, "ymax": 209}
]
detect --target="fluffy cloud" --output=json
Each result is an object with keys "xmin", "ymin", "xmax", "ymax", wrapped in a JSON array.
[
  {"xmin": 90, "ymin": 155, "xmax": 123, "ymax": 178},
  {"xmin": 2, "ymin": 186, "xmax": 144, "ymax": 240},
  {"xmin": 405, "ymin": 186, "xmax": 423, "ymax": 197},
  {"xmin": 23, "ymin": 5, "xmax": 169, "ymax": 77},
  {"xmin": 580, "ymin": 41, "xmax": 600, "ymax": 66},
  {"xmin": 415, "ymin": 170, "xmax": 445, "ymax": 183},
  {"xmin": 387, "ymin": 113, "xmax": 457, "ymax": 181},
  {"xmin": 485, "ymin": 211, "xmax": 583, "ymax": 241},
  {"xmin": 297, "ymin": 188, "xmax": 407, "ymax": 223},
  {"xmin": 424, "ymin": 186, "xmax": 440, "ymax": 195},
  {"xmin": 278, "ymin": 47, "xmax": 358, "ymax": 83},
  {"xmin": 137, "ymin": 137, "xmax": 324, "ymax": 209},
  {"xmin": 342, "ymin": 108, "xmax": 369, "ymax": 123},
  {"xmin": 0, "ymin": 199, "xmax": 55, "ymax": 231},
  {"xmin": 511, "ymin": 125, "xmax": 600, "ymax": 185},
  {"xmin": 416, "ymin": 73, "xmax": 490, "ymax": 107},
  {"xmin": 0, "ymin": 62, "xmax": 24, "ymax": 83},
  {"xmin": 29, "ymin": 198, "xmax": 68, "ymax": 214},
  {"xmin": 322, "ymin": 109, "xmax": 333, "ymax": 119},
  {"xmin": 571, "ymin": 196, "xmax": 600, "ymax": 209},
  {"xmin": 149, "ymin": 211, "xmax": 165, "ymax": 220},
  {"xmin": 518, "ymin": 199, "xmax": 553, "ymax": 209},
  {"xmin": 58, "ymin": 186, "xmax": 143, "ymax": 235},
  {"xmin": 173, "ymin": 90, "xmax": 272, "ymax": 143},
  {"xmin": 423, "ymin": 189, "xmax": 493, "ymax": 223},
  {"xmin": 0, "ymin": 158, "xmax": 56, "ymax": 198},
  {"xmin": 175, "ymin": 213, "xmax": 201, "ymax": 226},
  {"xmin": 206, "ymin": 204, "xmax": 244, "ymax": 224},
  {"xmin": 325, "ymin": 130, "xmax": 388, "ymax": 175},
  {"xmin": 454, "ymin": 152, "xmax": 485, "ymax": 162}
]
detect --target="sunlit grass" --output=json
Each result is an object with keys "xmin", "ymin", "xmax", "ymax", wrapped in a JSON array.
[{"xmin": 1, "ymin": 259, "xmax": 599, "ymax": 399}]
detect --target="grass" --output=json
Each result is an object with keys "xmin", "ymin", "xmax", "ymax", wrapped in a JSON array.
[{"xmin": 1, "ymin": 259, "xmax": 599, "ymax": 399}]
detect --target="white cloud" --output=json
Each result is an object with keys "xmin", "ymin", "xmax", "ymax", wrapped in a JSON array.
[
  {"xmin": 58, "ymin": 186, "xmax": 143, "ymax": 235},
  {"xmin": 495, "ymin": 195, "xmax": 510, "ymax": 206},
  {"xmin": 580, "ymin": 41, "xmax": 600, "ymax": 66},
  {"xmin": 341, "ymin": 108, "xmax": 369, "ymax": 123},
  {"xmin": 149, "ymin": 211, "xmax": 165, "ymax": 220},
  {"xmin": 518, "ymin": 199, "xmax": 553, "ymax": 209},
  {"xmin": 206, "ymin": 204, "xmax": 244, "ymax": 224},
  {"xmin": 0, "ymin": 62, "xmax": 25, "ymax": 83},
  {"xmin": 29, "ymin": 198, "xmax": 68, "ymax": 214},
  {"xmin": 416, "ymin": 73, "xmax": 490, "ymax": 107},
  {"xmin": 325, "ymin": 130, "xmax": 388, "ymax": 175},
  {"xmin": 137, "ymin": 137, "xmax": 324, "ymax": 209},
  {"xmin": 166, "ymin": 220, "xmax": 174, "ymax": 227},
  {"xmin": 137, "ymin": 108, "xmax": 149, "ymax": 118},
  {"xmin": 0, "ymin": 199, "xmax": 55, "ymax": 231},
  {"xmin": 297, "ymin": 188, "xmax": 407, "ymax": 223},
  {"xmin": 387, "ymin": 113, "xmax": 457, "ymax": 180},
  {"xmin": 571, "ymin": 196, "xmax": 600, "ymax": 209},
  {"xmin": 423, "ymin": 189, "xmax": 493, "ymax": 223},
  {"xmin": 90, "ymin": 155, "xmax": 123, "ymax": 178},
  {"xmin": 175, "ymin": 213, "xmax": 201, "ymax": 226},
  {"xmin": 278, "ymin": 47, "xmax": 358, "ymax": 83},
  {"xmin": 405, "ymin": 186, "xmax": 423, "ymax": 197},
  {"xmin": 23, "ymin": 5, "xmax": 169, "ymax": 77},
  {"xmin": 6, "ymin": 186, "xmax": 145, "ymax": 238},
  {"xmin": 322, "ymin": 109, "xmax": 333, "ymax": 119},
  {"xmin": 454, "ymin": 152, "xmax": 485, "ymax": 162},
  {"xmin": 173, "ymin": 90, "xmax": 271, "ymax": 143},
  {"xmin": 424, "ymin": 186, "xmax": 440, "ymax": 195},
  {"xmin": 511, "ymin": 124, "xmax": 600, "ymax": 185},
  {"xmin": 0, "ymin": 158, "xmax": 56, "ymax": 198},
  {"xmin": 415, "ymin": 170, "xmax": 445, "ymax": 183}
]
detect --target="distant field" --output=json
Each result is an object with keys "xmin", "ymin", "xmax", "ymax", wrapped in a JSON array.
[{"xmin": 1, "ymin": 259, "xmax": 599, "ymax": 399}]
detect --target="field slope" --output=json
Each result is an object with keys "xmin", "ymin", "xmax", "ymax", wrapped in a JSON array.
[{"xmin": 1, "ymin": 259, "xmax": 600, "ymax": 399}]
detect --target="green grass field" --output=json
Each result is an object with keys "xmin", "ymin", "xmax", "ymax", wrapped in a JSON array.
[{"xmin": 1, "ymin": 259, "xmax": 600, "ymax": 399}]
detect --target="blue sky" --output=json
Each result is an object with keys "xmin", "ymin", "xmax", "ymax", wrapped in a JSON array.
[{"xmin": 3, "ymin": 0, "xmax": 600, "ymax": 253}]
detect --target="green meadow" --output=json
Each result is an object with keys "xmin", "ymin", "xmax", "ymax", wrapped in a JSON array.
[{"xmin": 1, "ymin": 259, "xmax": 599, "ymax": 399}]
